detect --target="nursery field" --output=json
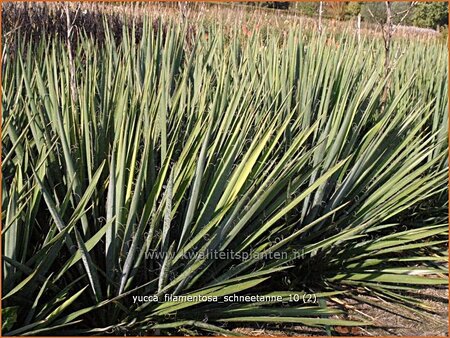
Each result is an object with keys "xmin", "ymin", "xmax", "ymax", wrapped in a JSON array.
[{"xmin": 1, "ymin": 2, "xmax": 449, "ymax": 336}]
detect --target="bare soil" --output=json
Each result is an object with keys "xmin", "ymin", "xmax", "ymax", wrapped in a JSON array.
[{"xmin": 231, "ymin": 288, "xmax": 448, "ymax": 336}]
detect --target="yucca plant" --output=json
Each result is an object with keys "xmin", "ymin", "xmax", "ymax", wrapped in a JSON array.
[{"xmin": 2, "ymin": 11, "xmax": 448, "ymax": 336}]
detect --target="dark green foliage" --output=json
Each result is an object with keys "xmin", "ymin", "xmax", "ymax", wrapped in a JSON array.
[
  {"xmin": 265, "ymin": 2, "xmax": 290, "ymax": 10},
  {"xmin": 411, "ymin": 2, "xmax": 448, "ymax": 29},
  {"xmin": 346, "ymin": 2, "xmax": 362, "ymax": 17},
  {"xmin": 2, "ymin": 307, "xmax": 18, "ymax": 332},
  {"xmin": 243, "ymin": 2, "xmax": 290, "ymax": 10},
  {"xmin": 294, "ymin": 2, "xmax": 320, "ymax": 17},
  {"xmin": 361, "ymin": 2, "xmax": 414, "ymax": 25}
]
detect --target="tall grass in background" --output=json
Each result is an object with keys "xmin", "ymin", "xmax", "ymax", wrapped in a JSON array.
[{"xmin": 1, "ymin": 15, "xmax": 448, "ymax": 335}]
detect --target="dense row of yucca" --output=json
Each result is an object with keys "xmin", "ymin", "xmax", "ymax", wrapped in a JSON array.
[{"xmin": 2, "ymin": 15, "xmax": 448, "ymax": 335}]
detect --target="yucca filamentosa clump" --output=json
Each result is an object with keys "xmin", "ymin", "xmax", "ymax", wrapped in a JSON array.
[{"xmin": 2, "ymin": 12, "xmax": 448, "ymax": 335}]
